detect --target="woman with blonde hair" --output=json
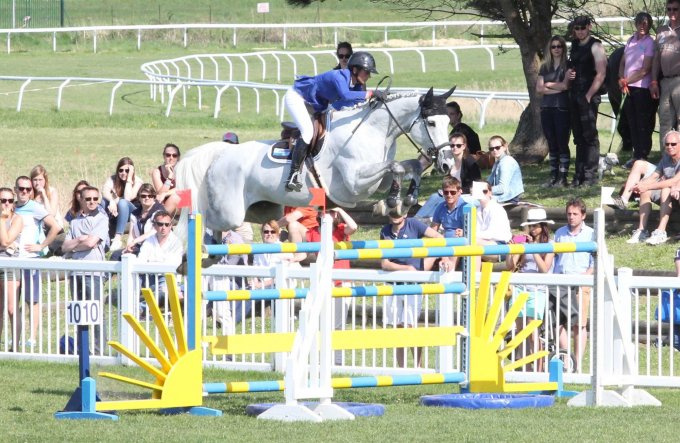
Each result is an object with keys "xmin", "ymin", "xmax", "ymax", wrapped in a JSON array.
[
  {"xmin": 536, "ymin": 35, "xmax": 572, "ymax": 187},
  {"xmin": 486, "ymin": 135, "xmax": 524, "ymax": 203},
  {"xmin": 30, "ymin": 165, "xmax": 63, "ymax": 226}
]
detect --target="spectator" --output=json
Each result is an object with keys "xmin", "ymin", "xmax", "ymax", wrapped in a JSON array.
[
  {"xmin": 486, "ymin": 135, "xmax": 524, "ymax": 203},
  {"xmin": 617, "ymin": 130, "xmax": 680, "ymax": 245},
  {"xmin": 61, "ymin": 186, "xmax": 109, "ymax": 354},
  {"xmin": 283, "ymin": 51, "xmax": 377, "ymax": 191},
  {"xmin": 123, "ymin": 184, "xmax": 164, "ymax": 256},
  {"xmin": 568, "ymin": 15, "xmax": 607, "ymax": 187},
  {"xmin": 251, "ymin": 220, "xmax": 298, "ymax": 290},
  {"xmin": 207, "ymin": 230, "xmax": 249, "ymax": 332},
  {"xmin": 0, "ymin": 187, "xmax": 22, "ymax": 351},
  {"xmin": 651, "ymin": 1, "xmax": 680, "ymax": 151},
  {"xmin": 430, "ymin": 176, "xmax": 466, "ymax": 256},
  {"xmin": 137, "ymin": 210, "xmax": 184, "ymax": 312},
  {"xmin": 334, "ymin": 41, "xmax": 353, "ymax": 70},
  {"xmin": 415, "ymin": 132, "xmax": 481, "ymax": 220},
  {"xmin": 30, "ymin": 165, "xmax": 62, "ymax": 227},
  {"xmin": 64, "ymin": 180, "xmax": 91, "ymax": 225},
  {"xmin": 445, "ymin": 101, "xmax": 481, "ymax": 154},
  {"xmin": 278, "ymin": 206, "xmax": 320, "ymax": 263},
  {"xmin": 151, "ymin": 143, "xmax": 181, "ymax": 215},
  {"xmin": 103, "ymin": 157, "xmax": 142, "ymax": 251},
  {"xmin": 536, "ymin": 35, "xmax": 571, "ymax": 187},
  {"xmin": 380, "ymin": 211, "xmax": 442, "ymax": 367},
  {"xmin": 619, "ymin": 12, "xmax": 655, "ymax": 164},
  {"xmin": 475, "ymin": 182, "xmax": 512, "ymax": 264},
  {"xmin": 14, "ymin": 175, "xmax": 61, "ymax": 349},
  {"xmin": 506, "ymin": 208, "xmax": 555, "ymax": 371},
  {"xmin": 553, "ymin": 198, "xmax": 594, "ymax": 372}
]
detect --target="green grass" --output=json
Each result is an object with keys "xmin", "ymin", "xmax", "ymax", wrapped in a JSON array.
[{"xmin": 2, "ymin": 358, "xmax": 680, "ymax": 442}]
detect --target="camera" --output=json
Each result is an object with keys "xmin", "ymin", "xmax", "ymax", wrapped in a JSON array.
[{"xmin": 511, "ymin": 234, "xmax": 529, "ymax": 244}]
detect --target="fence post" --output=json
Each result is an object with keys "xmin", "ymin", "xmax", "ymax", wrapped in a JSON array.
[
  {"xmin": 436, "ymin": 271, "xmax": 454, "ymax": 372},
  {"xmin": 273, "ymin": 262, "xmax": 290, "ymax": 372},
  {"xmin": 119, "ymin": 253, "xmax": 136, "ymax": 366}
]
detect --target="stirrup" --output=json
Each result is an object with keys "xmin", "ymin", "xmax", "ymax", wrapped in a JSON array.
[{"xmin": 286, "ymin": 172, "xmax": 303, "ymax": 192}]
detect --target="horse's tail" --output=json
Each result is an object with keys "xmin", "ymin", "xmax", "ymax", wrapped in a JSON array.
[{"xmin": 174, "ymin": 141, "xmax": 229, "ymax": 242}]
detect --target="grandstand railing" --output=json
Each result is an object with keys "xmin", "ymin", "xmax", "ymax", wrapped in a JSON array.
[
  {"xmin": 0, "ymin": 17, "xmax": 636, "ymax": 54},
  {"xmin": 1, "ymin": 255, "xmax": 680, "ymax": 387}
]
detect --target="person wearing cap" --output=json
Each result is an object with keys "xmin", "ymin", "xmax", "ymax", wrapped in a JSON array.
[
  {"xmin": 553, "ymin": 197, "xmax": 594, "ymax": 372},
  {"xmin": 380, "ymin": 210, "xmax": 441, "ymax": 368},
  {"xmin": 283, "ymin": 51, "xmax": 381, "ymax": 192},
  {"xmin": 652, "ymin": 0, "xmax": 680, "ymax": 152},
  {"xmin": 223, "ymin": 132, "xmax": 239, "ymax": 144},
  {"xmin": 506, "ymin": 207, "xmax": 555, "ymax": 371},
  {"xmin": 567, "ymin": 15, "xmax": 607, "ymax": 187}
]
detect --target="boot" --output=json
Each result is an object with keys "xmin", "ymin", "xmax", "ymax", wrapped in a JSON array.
[
  {"xmin": 285, "ymin": 138, "xmax": 309, "ymax": 192},
  {"xmin": 557, "ymin": 171, "xmax": 568, "ymax": 187},
  {"xmin": 543, "ymin": 173, "xmax": 558, "ymax": 188}
]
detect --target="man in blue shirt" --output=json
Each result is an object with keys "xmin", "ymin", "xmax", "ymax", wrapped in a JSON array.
[
  {"xmin": 431, "ymin": 176, "xmax": 466, "ymax": 271},
  {"xmin": 283, "ymin": 51, "xmax": 380, "ymax": 191},
  {"xmin": 553, "ymin": 197, "xmax": 594, "ymax": 372},
  {"xmin": 380, "ymin": 211, "xmax": 441, "ymax": 367}
]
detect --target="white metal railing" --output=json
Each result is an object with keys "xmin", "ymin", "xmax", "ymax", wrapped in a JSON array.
[
  {"xmin": 2, "ymin": 253, "xmax": 680, "ymax": 388},
  {"xmin": 0, "ymin": 17, "xmax": 637, "ymax": 54}
]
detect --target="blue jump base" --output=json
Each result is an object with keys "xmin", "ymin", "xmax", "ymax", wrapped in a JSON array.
[
  {"xmin": 246, "ymin": 402, "xmax": 385, "ymax": 417},
  {"xmin": 420, "ymin": 393, "xmax": 555, "ymax": 409}
]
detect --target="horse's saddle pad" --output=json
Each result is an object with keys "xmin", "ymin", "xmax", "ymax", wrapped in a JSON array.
[{"xmin": 267, "ymin": 140, "xmax": 292, "ymax": 163}]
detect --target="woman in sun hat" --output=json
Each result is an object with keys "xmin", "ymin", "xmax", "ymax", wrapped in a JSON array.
[{"xmin": 506, "ymin": 207, "xmax": 555, "ymax": 371}]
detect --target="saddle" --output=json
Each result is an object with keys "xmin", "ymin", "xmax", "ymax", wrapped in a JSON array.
[{"xmin": 269, "ymin": 114, "xmax": 328, "ymax": 161}]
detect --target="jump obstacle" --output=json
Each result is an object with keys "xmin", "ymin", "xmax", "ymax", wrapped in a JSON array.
[{"xmin": 56, "ymin": 203, "xmax": 659, "ymax": 420}]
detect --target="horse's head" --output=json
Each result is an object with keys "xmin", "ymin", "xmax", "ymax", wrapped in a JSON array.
[{"xmin": 412, "ymin": 86, "xmax": 456, "ymax": 172}]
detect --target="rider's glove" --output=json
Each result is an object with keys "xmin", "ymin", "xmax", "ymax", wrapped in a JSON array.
[{"xmin": 371, "ymin": 90, "xmax": 387, "ymax": 101}]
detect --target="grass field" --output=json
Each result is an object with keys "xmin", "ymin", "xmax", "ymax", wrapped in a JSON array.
[{"xmin": 2, "ymin": 358, "xmax": 680, "ymax": 442}]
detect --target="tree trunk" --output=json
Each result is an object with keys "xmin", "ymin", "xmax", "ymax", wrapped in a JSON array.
[{"xmin": 511, "ymin": 104, "xmax": 548, "ymax": 164}]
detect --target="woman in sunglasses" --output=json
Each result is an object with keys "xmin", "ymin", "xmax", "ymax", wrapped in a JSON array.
[
  {"xmin": 0, "ymin": 187, "xmax": 23, "ymax": 351},
  {"xmin": 102, "ymin": 156, "xmax": 142, "ymax": 251},
  {"xmin": 124, "ymin": 184, "xmax": 164, "ymax": 256},
  {"xmin": 486, "ymin": 135, "xmax": 524, "ymax": 204},
  {"xmin": 536, "ymin": 35, "xmax": 572, "ymax": 188},
  {"xmin": 251, "ymin": 220, "xmax": 297, "ymax": 290},
  {"xmin": 152, "ymin": 143, "xmax": 182, "ymax": 214},
  {"xmin": 333, "ymin": 41, "xmax": 353, "ymax": 70}
]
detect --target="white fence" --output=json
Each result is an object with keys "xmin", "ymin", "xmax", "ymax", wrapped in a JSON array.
[
  {"xmin": 0, "ymin": 17, "xmax": 637, "ymax": 54},
  {"xmin": 2, "ymin": 254, "xmax": 680, "ymax": 388}
]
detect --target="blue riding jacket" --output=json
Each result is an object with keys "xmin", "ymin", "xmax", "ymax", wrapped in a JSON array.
[{"xmin": 293, "ymin": 68, "xmax": 367, "ymax": 113}]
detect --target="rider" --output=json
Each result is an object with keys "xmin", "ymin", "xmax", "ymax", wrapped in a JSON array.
[{"xmin": 283, "ymin": 51, "xmax": 383, "ymax": 191}]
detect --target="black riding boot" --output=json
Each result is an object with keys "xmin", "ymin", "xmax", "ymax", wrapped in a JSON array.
[{"xmin": 285, "ymin": 138, "xmax": 309, "ymax": 192}]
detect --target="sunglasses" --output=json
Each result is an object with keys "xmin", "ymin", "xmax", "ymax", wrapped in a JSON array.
[
  {"xmin": 140, "ymin": 194, "xmax": 155, "ymax": 199},
  {"xmin": 488, "ymin": 145, "xmax": 503, "ymax": 151},
  {"xmin": 442, "ymin": 190, "xmax": 458, "ymax": 196},
  {"xmin": 665, "ymin": 142, "xmax": 678, "ymax": 147},
  {"xmin": 573, "ymin": 25, "xmax": 587, "ymax": 31},
  {"xmin": 154, "ymin": 221, "xmax": 172, "ymax": 227},
  {"xmin": 262, "ymin": 229, "xmax": 277, "ymax": 234},
  {"xmin": 450, "ymin": 143, "xmax": 465, "ymax": 148},
  {"xmin": 551, "ymin": 45, "xmax": 563, "ymax": 49},
  {"xmin": 84, "ymin": 197, "xmax": 99, "ymax": 202},
  {"xmin": 164, "ymin": 153, "xmax": 179, "ymax": 158},
  {"xmin": 0, "ymin": 198, "xmax": 14, "ymax": 204},
  {"xmin": 16, "ymin": 186, "xmax": 32, "ymax": 193},
  {"xmin": 118, "ymin": 168, "xmax": 130, "ymax": 173},
  {"xmin": 337, "ymin": 53, "xmax": 351, "ymax": 59}
]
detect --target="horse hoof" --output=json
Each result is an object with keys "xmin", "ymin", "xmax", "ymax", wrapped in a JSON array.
[
  {"xmin": 386, "ymin": 197, "xmax": 398, "ymax": 208},
  {"xmin": 372, "ymin": 200, "xmax": 387, "ymax": 216},
  {"xmin": 403, "ymin": 195, "xmax": 417, "ymax": 207}
]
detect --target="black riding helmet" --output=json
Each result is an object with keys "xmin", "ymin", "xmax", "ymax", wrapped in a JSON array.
[{"xmin": 347, "ymin": 51, "xmax": 378, "ymax": 74}]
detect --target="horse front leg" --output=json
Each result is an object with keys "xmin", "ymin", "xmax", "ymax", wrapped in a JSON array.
[{"xmin": 399, "ymin": 157, "xmax": 428, "ymax": 208}]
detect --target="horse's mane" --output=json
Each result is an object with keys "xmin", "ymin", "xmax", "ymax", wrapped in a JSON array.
[{"xmin": 335, "ymin": 91, "xmax": 420, "ymax": 112}]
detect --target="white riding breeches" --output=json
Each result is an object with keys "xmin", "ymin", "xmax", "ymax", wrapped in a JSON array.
[{"xmin": 284, "ymin": 88, "xmax": 314, "ymax": 144}]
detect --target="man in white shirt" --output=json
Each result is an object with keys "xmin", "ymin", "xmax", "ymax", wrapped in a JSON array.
[{"xmin": 137, "ymin": 210, "xmax": 183, "ymax": 312}]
